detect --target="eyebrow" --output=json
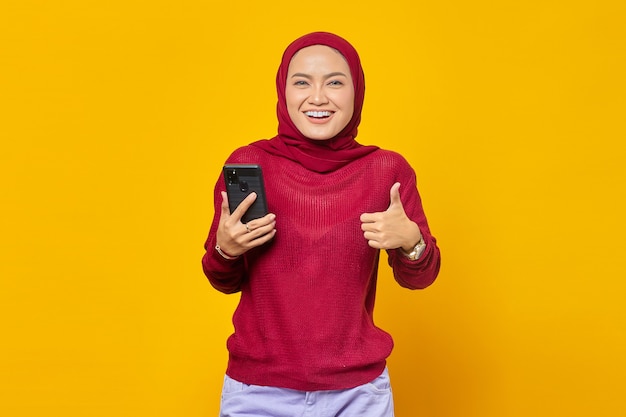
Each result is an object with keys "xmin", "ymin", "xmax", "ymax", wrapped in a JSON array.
[{"xmin": 290, "ymin": 72, "xmax": 348, "ymax": 79}]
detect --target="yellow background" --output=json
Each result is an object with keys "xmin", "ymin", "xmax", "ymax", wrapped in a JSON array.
[{"xmin": 1, "ymin": 0, "xmax": 625, "ymax": 416}]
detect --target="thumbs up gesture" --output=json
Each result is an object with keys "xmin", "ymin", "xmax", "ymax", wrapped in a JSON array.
[{"xmin": 360, "ymin": 182, "xmax": 422, "ymax": 251}]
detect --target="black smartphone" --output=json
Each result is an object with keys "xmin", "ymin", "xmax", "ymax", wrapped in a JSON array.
[{"xmin": 223, "ymin": 164, "xmax": 268, "ymax": 224}]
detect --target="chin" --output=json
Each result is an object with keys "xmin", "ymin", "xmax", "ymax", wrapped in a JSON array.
[
  {"xmin": 306, "ymin": 135, "xmax": 333, "ymax": 141},
  {"xmin": 302, "ymin": 128, "xmax": 341, "ymax": 141}
]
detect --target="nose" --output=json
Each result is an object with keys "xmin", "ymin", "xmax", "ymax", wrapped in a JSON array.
[{"xmin": 309, "ymin": 85, "xmax": 329, "ymax": 105}]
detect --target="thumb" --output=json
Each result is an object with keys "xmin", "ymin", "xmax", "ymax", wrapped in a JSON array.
[
  {"xmin": 387, "ymin": 182, "xmax": 402, "ymax": 210},
  {"xmin": 220, "ymin": 191, "xmax": 231, "ymax": 218}
]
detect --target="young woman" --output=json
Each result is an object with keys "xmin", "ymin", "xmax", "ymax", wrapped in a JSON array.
[{"xmin": 202, "ymin": 32, "xmax": 441, "ymax": 417}]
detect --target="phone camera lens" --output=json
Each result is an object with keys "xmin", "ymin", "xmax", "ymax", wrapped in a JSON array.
[{"xmin": 227, "ymin": 170, "xmax": 238, "ymax": 186}]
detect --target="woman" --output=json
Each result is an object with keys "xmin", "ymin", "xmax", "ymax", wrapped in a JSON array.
[{"xmin": 202, "ymin": 32, "xmax": 441, "ymax": 417}]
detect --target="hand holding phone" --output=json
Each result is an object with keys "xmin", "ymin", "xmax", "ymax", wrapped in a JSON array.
[
  {"xmin": 223, "ymin": 164, "xmax": 268, "ymax": 224},
  {"xmin": 217, "ymin": 164, "xmax": 274, "ymax": 258}
]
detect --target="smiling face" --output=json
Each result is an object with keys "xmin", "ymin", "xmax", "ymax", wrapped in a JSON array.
[{"xmin": 285, "ymin": 45, "xmax": 355, "ymax": 141}]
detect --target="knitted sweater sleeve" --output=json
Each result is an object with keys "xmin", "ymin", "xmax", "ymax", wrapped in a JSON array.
[
  {"xmin": 386, "ymin": 157, "xmax": 441, "ymax": 289},
  {"xmin": 201, "ymin": 156, "xmax": 247, "ymax": 294}
]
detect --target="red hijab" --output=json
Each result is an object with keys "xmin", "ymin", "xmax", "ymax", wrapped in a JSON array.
[{"xmin": 251, "ymin": 32, "xmax": 378, "ymax": 173}]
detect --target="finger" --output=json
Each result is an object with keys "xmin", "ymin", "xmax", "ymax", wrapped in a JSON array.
[
  {"xmin": 361, "ymin": 222, "xmax": 379, "ymax": 233},
  {"xmin": 366, "ymin": 239, "xmax": 383, "ymax": 249},
  {"xmin": 247, "ymin": 213, "xmax": 276, "ymax": 231},
  {"xmin": 221, "ymin": 190, "xmax": 230, "ymax": 211},
  {"xmin": 249, "ymin": 228, "xmax": 277, "ymax": 247},
  {"xmin": 362, "ymin": 230, "xmax": 378, "ymax": 241},
  {"xmin": 247, "ymin": 219, "xmax": 277, "ymax": 240},
  {"xmin": 230, "ymin": 192, "xmax": 257, "ymax": 222},
  {"xmin": 388, "ymin": 182, "xmax": 402, "ymax": 209},
  {"xmin": 238, "ymin": 220, "xmax": 277, "ymax": 249},
  {"xmin": 241, "ymin": 213, "xmax": 276, "ymax": 237},
  {"xmin": 360, "ymin": 212, "xmax": 382, "ymax": 223}
]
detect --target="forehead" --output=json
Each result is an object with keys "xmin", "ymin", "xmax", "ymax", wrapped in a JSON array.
[{"xmin": 287, "ymin": 45, "xmax": 350, "ymax": 74}]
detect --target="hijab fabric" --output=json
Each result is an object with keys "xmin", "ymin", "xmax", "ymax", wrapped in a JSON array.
[{"xmin": 251, "ymin": 32, "xmax": 378, "ymax": 173}]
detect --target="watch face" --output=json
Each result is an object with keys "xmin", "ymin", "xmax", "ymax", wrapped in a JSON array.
[{"xmin": 409, "ymin": 242, "xmax": 426, "ymax": 260}]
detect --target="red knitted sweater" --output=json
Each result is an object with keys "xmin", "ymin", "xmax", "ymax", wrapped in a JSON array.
[{"xmin": 202, "ymin": 145, "xmax": 441, "ymax": 391}]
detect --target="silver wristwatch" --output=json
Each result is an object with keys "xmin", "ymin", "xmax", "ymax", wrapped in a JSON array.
[{"xmin": 404, "ymin": 236, "xmax": 426, "ymax": 261}]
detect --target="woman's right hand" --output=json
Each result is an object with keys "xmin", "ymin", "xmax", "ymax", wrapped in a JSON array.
[{"xmin": 216, "ymin": 191, "xmax": 277, "ymax": 257}]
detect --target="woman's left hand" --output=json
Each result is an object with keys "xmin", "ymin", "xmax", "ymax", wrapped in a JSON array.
[{"xmin": 360, "ymin": 182, "xmax": 422, "ymax": 251}]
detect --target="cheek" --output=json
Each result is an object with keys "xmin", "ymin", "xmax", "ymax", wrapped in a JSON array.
[
  {"xmin": 342, "ymin": 94, "xmax": 355, "ymax": 120},
  {"xmin": 285, "ymin": 89, "xmax": 302, "ymax": 113},
  {"xmin": 339, "ymin": 88, "xmax": 355, "ymax": 116},
  {"xmin": 346, "ymin": 101, "xmax": 355, "ymax": 119}
]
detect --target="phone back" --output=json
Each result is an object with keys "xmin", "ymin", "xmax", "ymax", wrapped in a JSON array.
[{"xmin": 223, "ymin": 164, "xmax": 268, "ymax": 223}]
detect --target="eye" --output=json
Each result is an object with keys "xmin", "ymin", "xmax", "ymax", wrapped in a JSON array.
[
  {"xmin": 327, "ymin": 80, "xmax": 344, "ymax": 87},
  {"xmin": 293, "ymin": 80, "xmax": 309, "ymax": 87}
]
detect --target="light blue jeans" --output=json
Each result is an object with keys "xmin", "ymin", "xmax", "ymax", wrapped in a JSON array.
[{"xmin": 219, "ymin": 367, "xmax": 395, "ymax": 417}]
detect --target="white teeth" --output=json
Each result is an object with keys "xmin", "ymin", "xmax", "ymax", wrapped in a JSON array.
[{"xmin": 305, "ymin": 111, "xmax": 332, "ymax": 118}]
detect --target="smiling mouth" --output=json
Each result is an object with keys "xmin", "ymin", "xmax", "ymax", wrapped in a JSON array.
[{"xmin": 304, "ymin": 111, "xmax": 333, "ymax": 119}]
